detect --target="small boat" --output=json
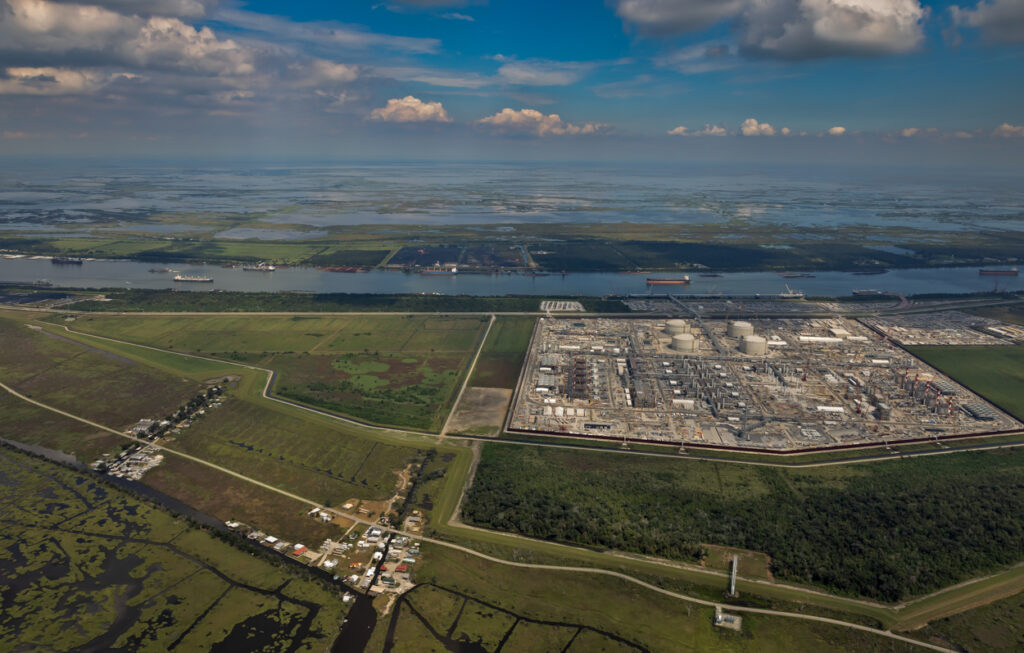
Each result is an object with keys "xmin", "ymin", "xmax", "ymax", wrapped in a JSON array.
[
  {"xmin": 979, "ymin": 268, "xmax": 1018, "ymax": 276},
  {"xmin": 699, "ymin": 273, "xmax": 722, "ymax": 278},
  {"xmin": 780, "ymin": 272, "xmax": 815, "ymax": 279},
  {"xmin": 51, "ymin": 257, "xmax": 83, "ymax": 265},
  {"xmin": 852, "ymin": 269, "xmax": 887, "ymax": 276},
  {"xmin": 149, "ymin": 267, "xmax": 177, "ymax": 274},
  {"xmin": 646, "ymin": 276, "xmax": 690, "ymax": 285},
  {"xmin": 173, "ymin": 275, "xmax": 214, "ymax": 283}
]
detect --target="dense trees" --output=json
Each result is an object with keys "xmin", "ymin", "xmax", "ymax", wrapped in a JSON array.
[{"xmin": 463, "ymin": 445, "xmax": 1024, "ymax": 601}]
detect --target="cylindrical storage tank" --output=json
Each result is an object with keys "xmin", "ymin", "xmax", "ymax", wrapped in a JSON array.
[
  {"xmin": 727, "ymin": 320, "xmax": 754, "ymax": 338},
  {"xmin": 664, "ymin": 319, "xmax": 689, "ymax": 335},
  {"xmin": 671, "ymin": 333, "xmax": 697, "ymax": 352},
  {"xmin": 740, "ymin": 335, "xmax": 767, "ymax": 355}
]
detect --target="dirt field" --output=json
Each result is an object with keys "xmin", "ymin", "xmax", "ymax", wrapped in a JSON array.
[{"xmin": 447, "ymin": 387, "xmax": 513, "ymax": 436}]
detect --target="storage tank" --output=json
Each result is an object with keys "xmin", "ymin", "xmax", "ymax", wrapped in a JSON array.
[
  {"xmin": 727, "ymin": 321, "xmax": 754, "ymax": 338},
  {"xmin": 664, "ymin": 319, "xmax": 689, "ymax": 335},
  {"xmin": 670, "ymin": 333, "xmax": 697, "ymax": 352},
  {"xmin": 740, "ymin": 335, "xmax": 767, "ymax": 355}
]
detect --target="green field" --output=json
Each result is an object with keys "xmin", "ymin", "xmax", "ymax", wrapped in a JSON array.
[
  {"xmin": 463, "ymin": 443, "xmax": 1024, "ymax": 602},
  {"xmin": 361, "ymin": 543, "xmax": 925, "ymax": 653},
  {"xmin": 915, "ymin": 590, "xmax": 1024, "ymax": 652},
  {"xmin": 0, "ymin": 447, "xmax": 347, "ymax": 651},
  {"xmin": 61, "ymin": 313, "xmax": 488, "ymax": 430},
  {"xmin": 909, "ymin": 344, "xmax": 1024, "ymax": 420},
  {"xmin": 469, "ymin": 316, "xmax": 536, "ymax": 388},
  {"xmin": 0, "ymin": 315, "xmax": 201, "ymax": 432}
]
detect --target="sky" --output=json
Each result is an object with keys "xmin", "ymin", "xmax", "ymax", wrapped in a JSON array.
[{"xmin": 0, "ymin": 0, "xmax": 1021, "ymax": 164}]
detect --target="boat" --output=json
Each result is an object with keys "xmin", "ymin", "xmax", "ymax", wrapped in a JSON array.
[
  {"xmin": 778, "ymin": 284, "xmax": 804, "ymax": 299},
  {"xmin": 780, "ymin": 272, "xmax": 815, "ymax": 279},
  {"xmin": 852, "ymin": 289, "xmax": 886, "ymax": 296},
  {"xmin": 979, "ymin": 268, "xmax": 1019, "ymax": 276},
  {"xmin": 852, "ymin": 269, "xmax": 887, "ymax": 276},
  {"xmin": 51, "ymin": 257, "xmax": 83, "ymax": 265},
  {"xmin": 149, "ymin": 267, "xmax": 177, "ymax": 274},
  {"xmin": 173, "ymin": 274, "xmax": 214, "ymax": 283},
  {"xmin": 242, "ymin": 263, "xmax": 276, "ymax": 272},
  {"xmin": 322, "ymin": 266, "xmax": 366, "ymax": 273},
  {"xmin": 646, "ymin": 276, "xmax": 690, "ymax": 285},
  {"xmin": 34, "ymin": 279, "xmax": 53, "ymax": 287},
  {"xmin": 699, "ymin": 273, "xmax": 722, "ymax": 278},
  {"xmin": 420, "ymin": 262, "xmax": 457, "ymax": 276}
]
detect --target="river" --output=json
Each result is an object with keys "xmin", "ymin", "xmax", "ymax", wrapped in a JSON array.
[{"xmin": 1, "ymin": 257, "xmax": 1020, "ymax": 297}]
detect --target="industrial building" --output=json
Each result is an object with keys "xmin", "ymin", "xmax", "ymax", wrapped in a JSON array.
[{"xmin": 507, "ymin": 316, "xmax": 1021, "ymax": 451}]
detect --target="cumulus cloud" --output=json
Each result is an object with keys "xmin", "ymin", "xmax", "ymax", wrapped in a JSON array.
[
  {"xmin": 477, "ymin": 108, "xmax": 605, "ymax": 136},
  {"xmin": 48, "ymin": 0, "xmax": 214, "ymax": 18},
  {"xmin": 0, "ymin": 66, "xmax": 132, "ymax": 94},
  {"xmin": 615, "ymin": 0, "xmax": 926, "ymax": 60},
  {"xmin": 668, "ymin": 123, "xmax": 728, "ymax": 136},
  {"xmin": 369, "ymin": 95, "xmax": 451, "ymax": 122},
  {"xmin": 951, "ymin": 0, "xmax": 1024, "ymax": 44},
  {"xmin": 992, "ymin": 123, "xmax": 1024, "ymax": 138},
  {"xmin": 305, "ymin": 59, "xmax": 359, "ymax": 84},
  {"xmin": 740, "ymin": 117, "xmax": 776, "ymax": 136},
  {"xmin": 901, "ymin": 127, "xmax": 920, "ymax": 137},
  {"xmin": 827, "ymin": 125, "xmax": 846, "ymax": 135},
  {"xmin": 781, "ymin": 127, "xmax": 791, "ymax": 135},
  {"xmin": 0, "ymin": 0, "xmax": 255, "ymax": 76},
  {"xmin": 614, "ymin": 0, "xmax": 747, "ymax": 34}
]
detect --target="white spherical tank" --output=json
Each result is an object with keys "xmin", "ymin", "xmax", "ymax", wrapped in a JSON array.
[
  {"xmin": 664, "ymin": 319, "xmax": 689, "ymax": 335},
  {"xmin": 671, "ymin": 333, "xmax": 697, "ymax": 352},
  {"xmin": 727, "ymin": 320, "xmax": 754, "ymax": 338},
  {"xmin": 740, "ymin": 335, "xmax": 768, "ymax": 355}
]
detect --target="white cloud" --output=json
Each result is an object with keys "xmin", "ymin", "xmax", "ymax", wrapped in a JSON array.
[
  {"xmin": 369, "ymin": 95, "xmax": 451, "ymax": 122},
  {"xmin": 740, "ymin": 117, "xmax": 776, "ymax": 136},
  {"xmin": 614, "ymin": 0, "xmax": 747, "ymax": 34},
  {"xmin": 615, "ymin": 0, "xmax": 926, "ymax": 60},
  {"xmin": 371, "ymin": 65, "xmax": 490, "ymax": 89},
  {"xmin": 951, "ymin": 0, "xmax": 1024, "ymax": 44},
  {"xmin": 952, "ymin": 131, "xmax": 974, "ymax": 139},
  {"xmin": 441, "ymin": 12, "xmax": 474, "ymax": 21},
  {"xmin": 901, "ymin": 127, "xmax": 920, "ymax": 137},
  {"xmin": 992, "ymin": 123, "xmax": 1024, "ymax": 138},
  {"xmin": 827, "ymin": 125, "xmax": 846, "ymax": 135},
  {"xmin": 739, "ymin": 0, "xmax": 926, "ymax": 60},
  {"xmin": 668, "ymin": 123, "xmax": 728, "ymax": 136},
  {"xmin": 655, "ymin": 43, "xmax": 737, "ymax": 74},
  {"xmin": 477, "ymin": 108, "xmax": 605, "ymax": 136},
  {"xmin": 496, "ymin": 60, "xmax": 591, "ymax": 86},
  {"xmin": 306, "ymin": 59, "xmax": 359, "ymax": 84},
  {"xmin": 781, "ymin": 127, "xmax": 791, "ymax": 135},
  {"xmin": 0, "ymin": 66, "xmax": 129, "ymax": 94},
  {"xmin": 50, "ymin": 0, "xmax": 213, "ymax": 18},
  {"xmin": 0, "ymin": 0, "xmax": 255, "ymax": 76}
]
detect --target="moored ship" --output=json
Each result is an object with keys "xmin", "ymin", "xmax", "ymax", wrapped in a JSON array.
[
  {"xmin": 646, "ymin": 276, "xmax": 690, "ymax": 285},
  {"xmin": 242, "ymin": 262, "xmax": 276, "ymax": 272},
  {"xmin": 420, "ymin": 262, "xmax": 458, "ymax": 276},
  {"xmin": 979, "ymin": 268, "xmax": 1018, "ymax": 276},
  {"xmin": 173, "ymin": 274, "xmax": 214, "ymax": 283},
  {"xmin": 51, "ymin": 257, "xmax": 83, "ymax": 265}
]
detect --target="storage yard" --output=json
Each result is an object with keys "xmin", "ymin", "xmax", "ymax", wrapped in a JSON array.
[
  {"xmin": 863, "ymin": 310, "xmax": 1023, "ymax": 345},
  {"xmin": 507, "ymin": 316, "xmax": 1022, "ymax": 451}
]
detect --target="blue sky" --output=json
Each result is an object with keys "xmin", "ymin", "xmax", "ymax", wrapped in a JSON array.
[{"xmin": 0, "ymin": 0, "xmax": 1021, "ymax": 163}]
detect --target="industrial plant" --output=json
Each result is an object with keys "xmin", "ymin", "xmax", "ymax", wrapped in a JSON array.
[{"xmin": 507, "ymin": 316, "xmax": 1021, "ymax": 451}]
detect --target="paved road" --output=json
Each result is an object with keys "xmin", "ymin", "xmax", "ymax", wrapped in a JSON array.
[{"xmin": 0, "ymin": 378, "xmax": 953, "ymax": 652}]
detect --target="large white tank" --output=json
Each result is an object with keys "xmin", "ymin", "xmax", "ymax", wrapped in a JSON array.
[
  {"xmin": 740, "ymin": 335, "xmax": 768, "ymax": 355},
  {"xmin": 727, "ymin": 320, "xmax": 754, "ymax": 338},
  {"xmin": 664, "ymin": 319, "xmax": 689, "ymax": 335},
  {"xmin": 671, "ymin": 333, "xmax": 697, "ymax": 352}
]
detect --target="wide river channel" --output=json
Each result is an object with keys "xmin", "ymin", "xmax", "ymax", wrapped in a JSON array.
[{"xmin": 1, "ymin": 256, "xmax": 1020, "ymax": 297}]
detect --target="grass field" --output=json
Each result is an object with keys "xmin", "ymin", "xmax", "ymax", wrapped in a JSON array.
[
  {"xmin": 468, "ymin": 316, "xmax": 535, "ymax": 389},
  {"xmin": 0, "ymin": 447, "xmax": 347, "ymax": 651},
  {"xmin": 0, "ymin": 316, "xmax": 201, "ymax": 431},
  {"xmin": 915, "ymin": 589, "xmax": 1024, "ymax": 652},
  {"xmin": 61, "ymin": 314, "xmax": 488, "ymax": 430},
  {"xmin": 909, "ymin": 344, "xmax": 1024, "ymax": 420},
  {"xmin": 363, "ymin": 544, "xmax": 926, "ymax": 653}
]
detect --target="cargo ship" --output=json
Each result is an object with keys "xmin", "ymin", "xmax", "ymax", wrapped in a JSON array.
[
  {"xmin": 173, "ymin": 274, "xmax": 214, "ymax": 283},
  {"xmin": 779, "ymin": 285, "xmax": 804, "ymax": 299},
  {"xmin": 979, "ymin": 268, "xmax": 1019, "ymax": 276},
  {"xmin": 420, "ymin": 262, "xmax": 457, "ymax": 276},
  {"xmin": 646, "ymin": 276, "xmax": 690, "ymax": 285},
  {"xmin": 242, "ymin": 263, "xmax": 276, "ymax": 272},
  {"xmin": 51, "ymin": 257, "xmax": 83, "ymax": 265}
]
